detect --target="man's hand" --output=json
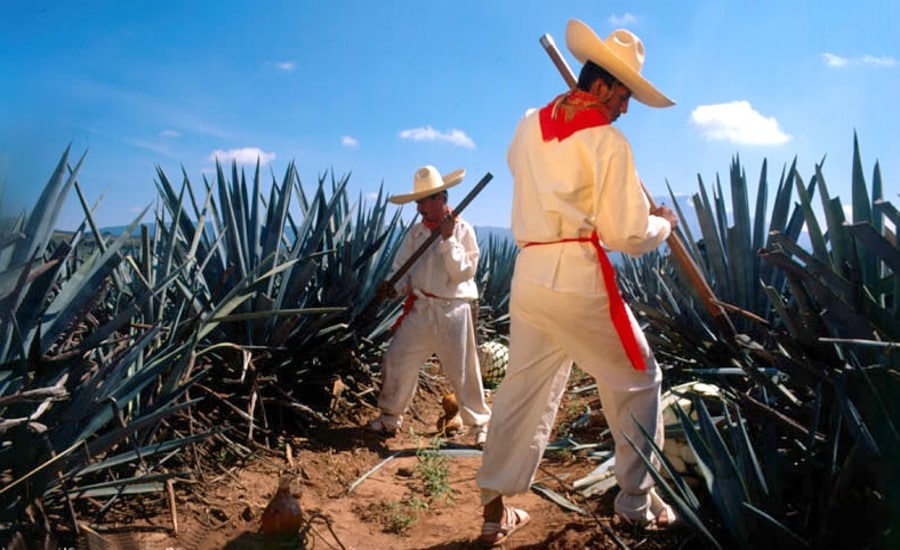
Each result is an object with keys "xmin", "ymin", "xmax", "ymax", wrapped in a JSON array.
[
  {"xmin": 439, "ymin": 213, "xmax": 456, "ymax": 240},
  {"xmin": 377, "ymin": 281, "xmax": 398, "ymax": 300},
  {"xmin": 651, "ymin": 205, "xmax": 679, "ymax": 230}
]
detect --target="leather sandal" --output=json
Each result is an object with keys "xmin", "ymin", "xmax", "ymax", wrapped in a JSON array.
[
  {"xmin": 366, "ymin": 416, "xmax": 399, "ymax": 436},
  {"xmin": 618, "ymin": 489, "xmax": 679, "ymax": 531},
  {"xmin": 473, "ymin": 426, "xmax": 488, "ymax": 449},
  {"xmin": 480, "ymin": 506, "xmax": 530, "ymax": 547}
]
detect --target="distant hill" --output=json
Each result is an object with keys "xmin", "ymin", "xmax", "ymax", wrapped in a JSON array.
[
  {"xmin": 91, "ymin": 196, "xmax": 693, "ymax": 242},
  {"xmin": 92, "ymin": 193, "xmax": 810, "ymax": 253},
  {"xmin": 475, "ymin": 226, "xmax": 513, "ymax": 245},
  {"xmin": 94, "ymin": 222, "xmax": 518, "ymax": 246},
  {"xmin": 94, "ymin": 224, "xmax": 154, "ymax": 238}
]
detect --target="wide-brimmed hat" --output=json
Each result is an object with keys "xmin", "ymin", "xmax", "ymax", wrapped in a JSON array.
[
  {"xmin": 565, "ymin": 18, "xmax": 674, "ymax": 108},
  {"xmin": 388, "ymin": 165, "xmax": 466, "ymax": 204}
]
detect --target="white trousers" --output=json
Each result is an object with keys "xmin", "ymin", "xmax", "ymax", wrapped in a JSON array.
[
  {"xmin": 477, "ymin": 277, "xmax": 663, "ymax": 513},
  {"xmin": 378, "ymin": 296, "xmax": 491, "ymax": 429}
]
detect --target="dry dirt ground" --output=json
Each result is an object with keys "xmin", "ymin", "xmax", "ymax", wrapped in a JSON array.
[{"xmin": 73, "ymin": 367, "xmax": 699, "ymax": 549}]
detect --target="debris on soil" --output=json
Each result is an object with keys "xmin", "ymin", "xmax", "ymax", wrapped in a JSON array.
[{"xmin": 67, "ymin": 367, "xmax": 696, "ymax": 549}]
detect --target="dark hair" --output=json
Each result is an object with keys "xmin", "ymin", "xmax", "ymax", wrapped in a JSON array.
[
  {"xmin": 577, "ymin": 61, "xmax": 618, "ymax": 91},
  {"xmin": 417, "ymin": 190, "xmax": 448, "ymax": 204}
]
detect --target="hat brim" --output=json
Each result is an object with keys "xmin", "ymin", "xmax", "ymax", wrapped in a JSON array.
[
  {"xmin": 566, "ymin": 19, "xmax": 675, "ymax": 108},
  {"xmin": 388, "ymin": 169, "xmax": 466, "ymax": 204}
]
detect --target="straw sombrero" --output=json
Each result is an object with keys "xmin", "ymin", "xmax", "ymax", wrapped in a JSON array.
[
  {"xmin": 566, "ymin": 18, "xmax": 675, "ymax": 108},
  {"xmin": 388, "ymin": 165, "xmax": 466, "ymax": 205}
]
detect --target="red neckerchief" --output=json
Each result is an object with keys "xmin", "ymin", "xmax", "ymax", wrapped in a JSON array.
[
  {"xmin": 539, "ymin": 90, "xmax": 610, "ymax": 142},
  {"xmin": 421, "ymin": 207, "xmax": 453, "ymax": 231},
  {"xmin": 523, "ymin": 234, "xmax": 646, "ymax": 372}
]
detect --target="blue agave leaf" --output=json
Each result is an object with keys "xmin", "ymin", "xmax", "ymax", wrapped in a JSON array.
[{"xmin": 623, "ymin": 426, "xmax": 722, "ymax": 549}]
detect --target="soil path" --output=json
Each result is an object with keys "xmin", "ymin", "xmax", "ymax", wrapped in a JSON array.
[{"xmin": 80, "ymin": 373, "xmax": 690, "ymax": 549}]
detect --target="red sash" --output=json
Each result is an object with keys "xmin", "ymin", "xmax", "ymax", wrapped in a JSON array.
[
  {"xmin": 523, "ymin": 231, "xmax": 646, "ymax": 371},
  {"xmin": 390, "ymin": 290, "xmax": 438, "ymax": 332},
  {"xmin": 390, "ymin": 219, "xmax": 451, "ymax": 331},
  {"xmin": 534, "ymin": 91, "xmax": 644, "ymax": 370}
]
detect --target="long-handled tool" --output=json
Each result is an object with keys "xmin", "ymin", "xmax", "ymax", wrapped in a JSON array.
[
  {"xmin": 539, "ymin": 34, "xmax": 736, "ymax": 338},
  {"xmin": 356, "ymin": 172, "xmax": 493, "ymax": 327}
]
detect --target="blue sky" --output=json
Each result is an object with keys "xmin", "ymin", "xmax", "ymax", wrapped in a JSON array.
[{"xmin": 2, "ymin": 1, "xmax": 898, "ymax": 231}]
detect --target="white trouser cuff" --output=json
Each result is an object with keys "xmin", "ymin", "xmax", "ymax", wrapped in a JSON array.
[{"xmin": 614, "ymin": 489, "xmax": 651, "ymax": 518}]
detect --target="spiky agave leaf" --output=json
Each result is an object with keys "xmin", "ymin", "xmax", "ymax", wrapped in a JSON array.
[
  {"xmin": 0, "ymin": 149, "xmax": 226, "ymax": 535},
  {"xmin": 618, "ymin": 137, "xmax": 899, "ymax": 548},
  {"xmin": 622, "ymin": 415, "xmax": 721, "ymax": 549}
]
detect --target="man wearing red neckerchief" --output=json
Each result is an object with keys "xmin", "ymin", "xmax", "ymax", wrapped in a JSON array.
[
  {"xmin": 476, "ymin": 19, "xmax": 680, "ymax": 546},
  {"xmin": 367, "ymin": 165, "xmax": 490, "ymax": 448}
]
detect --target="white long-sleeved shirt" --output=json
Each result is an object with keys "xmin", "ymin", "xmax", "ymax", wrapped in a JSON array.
[
  {"xmin": 507, "ymin": 108, "xmax": 671, "ymax": 294},
  {"xmin": 390, "ymin": 218, "xmax": 480, "ymax": 301}
]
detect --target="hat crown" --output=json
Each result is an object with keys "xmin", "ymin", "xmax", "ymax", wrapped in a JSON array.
[
  {"xmin": 606, "ymin": 29, "xmax": 645, "ymax": 74},
  {"xmin": 388, "ymin": 165, "xmax": 466, "ymax": 204},
  {"xmin": 413, "ymin": 165, "xmax": 444, "ymax": 195},
  {"xmin": 565, "ymin": 18, "xmax": 674, "ymax": 108}
]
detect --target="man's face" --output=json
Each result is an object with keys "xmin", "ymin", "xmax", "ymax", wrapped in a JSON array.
[
  {"xmin": 415, "ymin": 193, "xmax": 447, "ymax": 222},
  {"xmin": 594, "ymin": 80, "xmax": 632, "ymax": 122},
  {"xmin": 605, "ymin": 82, "xmax": 632, "ymax": 122}
]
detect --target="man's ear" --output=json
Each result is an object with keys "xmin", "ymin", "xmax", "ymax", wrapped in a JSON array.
[{"xmin": 591, "ymin": 79, "xmax": 614, "ymax": 102}]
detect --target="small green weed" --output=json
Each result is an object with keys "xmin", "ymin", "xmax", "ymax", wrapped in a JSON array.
[
  {"xmin": 416, "ymin": 436, "xmax": 454, "ymax": 502},
  {"xmin": 385, "ymin": 497, "xmax": 428, "ymax": 534}
]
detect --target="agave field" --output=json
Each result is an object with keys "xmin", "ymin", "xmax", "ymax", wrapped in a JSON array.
[{"xmin": 1, "ymin": 136, "xmax": 897, "ymax": 548}]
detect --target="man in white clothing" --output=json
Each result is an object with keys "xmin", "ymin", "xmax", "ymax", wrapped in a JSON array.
[
  {"xmin": 476, "ymin": 19, "xmax": 679, "ymax": 546},
  {"xmin": 367, "ymin": 165, "xmax": 491, "ymax": 447}
]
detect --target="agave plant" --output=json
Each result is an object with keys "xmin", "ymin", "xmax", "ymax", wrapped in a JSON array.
[
  {"xmin": 0, "ymin": 146, "xmax": 519, "ymax": 544},
  {"xmin": 152, "ymin": 160, "xmax": 411, "ymax": 438},
  {"xmin": 474, "ymin": 234, "xmax": 517, "ymax": 341},
  {"xmin": 619, "ymin": 134, "xmax": 899, "ymax": 549},
  {"xmin": 0, "ymin": 148, "xmax": 227, "ymax": 543}
]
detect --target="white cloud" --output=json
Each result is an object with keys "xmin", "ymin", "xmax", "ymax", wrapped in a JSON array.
[
  {"xmin": 160, "ymin": 129, "xmax": 181, "ymax": 138},
  {"xmin": 822, "ymin": 53, "xmax": 849, "ymax": 67},
  {"xmin": 275, "ymin": 61, "xmax": 296, "ymax": 71},
  {"xmin": 609, "ymin": 13, "xmax": 638, "ymax": 27},
  {"xmin": 690, "ymin": 101, "xmax": 791, "ymax": 146},
  {"xmin": 365, "ymin": 191, "xmax": 379, "ymax": 201},
  {"xmin": 822, "ymin": 52, "xmax": 896, "ymax": 68},
  {"xmin": 398, "ymin": 125, "xmax": 475, "ymax": 149},
  {"xmin": 859, "ymin": 54, "xmax": 897, "ymax": 67},
  {"xmin": 208, "ymin": 147, "xmax": 276, "ymax": 165},
  {"xmin": 342, "ymin": 135, "xmax": 359, "ymax": 147}
]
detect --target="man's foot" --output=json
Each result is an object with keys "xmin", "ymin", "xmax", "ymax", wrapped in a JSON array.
[
  {"xmin": 367, "ymin": 414, "xmax": 401, "ymax": 436},
  {"xmin": 616, "ymin": 489, "xmax": 679, "ymax": 531},
  {"xmin": 480, "ymin": 506, "xmax": 530, "ymax": 547},
  {"xmin": 472, "ymin": 426, "xmax": 488, "ymax": 449}
]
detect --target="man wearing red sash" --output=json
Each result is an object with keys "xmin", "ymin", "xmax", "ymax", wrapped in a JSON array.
[
  {"xmin": 367, "ymin": 165, "xmax": 491, "ymax": 448},
  {"xmin": 476, "ymin": 19, "xmax": 679, "ymax": 545}
]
